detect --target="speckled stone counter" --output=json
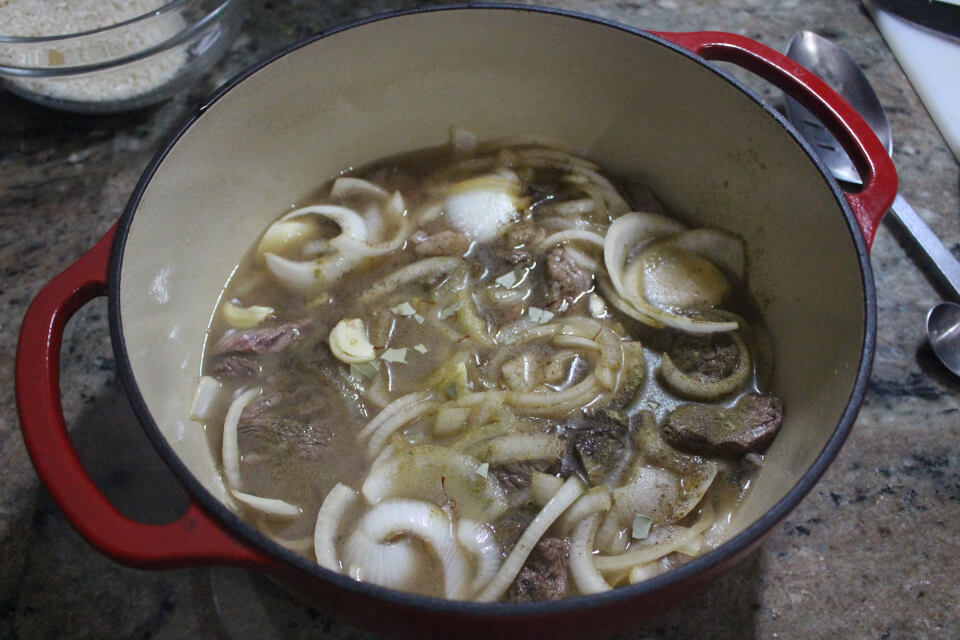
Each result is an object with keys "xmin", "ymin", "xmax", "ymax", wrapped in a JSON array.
[{"xmin": 2, "ymin": 1, "xmax": 958, "ymax": 638}]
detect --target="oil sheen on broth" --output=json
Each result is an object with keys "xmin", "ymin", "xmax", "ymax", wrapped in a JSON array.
[{"xmin": 195, "ymin": 130, "xmax": 784, "ymax": 603}]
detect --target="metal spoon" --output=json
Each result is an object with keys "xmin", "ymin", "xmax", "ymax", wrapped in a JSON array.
[
  {"xmin": 785, "ymin": 30, "xmax": 960, "ymax": 376},
  {"xmin": 927, "ymin": 302, "xmax": 960, "ymax": 374}
]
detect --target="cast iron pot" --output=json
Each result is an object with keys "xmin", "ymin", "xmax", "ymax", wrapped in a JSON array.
[{"xmin": 16, "ymin": 5, "xmax": 897, "ymax": 639}]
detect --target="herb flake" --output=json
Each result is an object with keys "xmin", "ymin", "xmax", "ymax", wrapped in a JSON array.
[
  {"xmin": 349, "ymin": 360, "xmax": 381, "ymax": 379},
  {"xmin": 380, "ymin": 348, "xmax": 408, "ymax": 364},
  {"xmin": 632, "ymin": 514, "xmax": 652, "ymax": 540},
  {"xmin": 528, "ymin": 306, "xmax": 555, "ymax": 324},
  {"xmin": 495, "ymin": 270, "xmax": 518, "ymax": 289},
  {"xmin": 391, "ymin": 301, "xmax": 417, "ymax": 316},
  {"xmin": 440, "ymin": 301, "xmax": 463, "ymax": 319}
]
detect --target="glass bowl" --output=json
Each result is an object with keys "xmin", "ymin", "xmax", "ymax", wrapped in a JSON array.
[{"xmin": 0, "ymin": 0, "xmax": 244, "ymax": 114}]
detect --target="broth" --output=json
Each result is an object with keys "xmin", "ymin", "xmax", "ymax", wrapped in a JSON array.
[{"xmin": 196, "ymin": 132, "xmax": 783, "ymax": 601}]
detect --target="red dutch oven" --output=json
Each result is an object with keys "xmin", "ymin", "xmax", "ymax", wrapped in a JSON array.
[{"xmin": 16, "ymin": 6, "xmax": 896, "ymax": 639}]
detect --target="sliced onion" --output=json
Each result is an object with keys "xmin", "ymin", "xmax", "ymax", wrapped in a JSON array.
[
  {"xmin": 222, "ymin": 387, "xmax": 260, "ymax": 489},
  {"xmin": 466, "ymin": 433, "xmax": 566, "ymax": 466},
  {"xmin": 552, "ymin": 334, "xmax": 601, "ymax": 352},
  {"xmin": 414, "ymin": 202, "xmax": 443, "ymax": 224},
  {"xmin": 530, "ymin": 471, "xmax": 564, "ymax": 507},
  {"xmin": 343, "ymin": 528, "xmax": 419, "ymax": 590},
  {"xmin": 361, "ymin": 203, "xmax": 385, "ymax": 243},
  {"xmin": 659, "ymin": 331, "xmax": 752, "ymax": 400},
  {"xmin": 556, "ymin": 486, "xmax": 612, "ymax": 534},
  {"xmin": 359, "ymin": 257, "xmax": 464, "ymax": 303},
  {"xmin": 365, "ymin": 399, "xmax": 438, "ymax": 458},
  {"xmin": 603, "ymin": 213, "xmax": 739, "ymax": 334},
  {"xmin": 456, "ymin": 519, "xmax": 501, "ymax": 595},
  {"xmin": 264, "ymin": 252, "xmax": 356, "ymax": 291},
  {"xmin": 444, "ymin": 175, "xmax": 523, "ymax": 242},
  {"xmin": 569, "ymin": 513, "xmax": 611, "ymax": 595},
  {"xmin": 475, "ymin": 476, "xmax": 584, "ymax": 602},
  {"xmin": 190, "ymin": 375, "xmax": 221, "ymax": 422},
  {"xmin": 595, "ymin": 327, "xmax": 624, "ymax": 390},
  {"xmin": 256, "ymin": 218, "xmax": 318, "ymax": 258},
  {"xmin": 260, "ymin": 204, "xmax": 384, "ymax": 289},
  {"xmin": 358, "ymin": 391, "xmax": 434, "ymax": 440},
  {"xmin": 314, "ymin": 483, "xmax": 359, "ymax": 572},
  {"xmin": 538, "ymin": 229, "xmax": 605, "ymax": 251},
  {"xmin": 594, "ymin": 503, "xmax": 714, "ymax": 572},
  {"xmin": 625, "ymin": 244, "xmax": 730, "ymax": 311},
  {"xmin": 569, "ymin": 165, "xmax": 630, "ymax": 214},
  {"xmin": 352, "ymin": 499, "xmax": 471, "ymax": 599},
  {"xmin": 703, "ymin": 504, "xmax": 736, "ymax": 549},
  {"xmin": 330, "ymin": 218, "xmax": 412, "ymax": 258},
  {"xmin": 611, "ymin": 465, "xmax": 681, "ymax": 526},
  {"xmin": 628, "ymin": 558, "xmax": 670, "ymax": 584},
  {"xmin": 230, "ymin": 489, "xmax": 300, "ymax": 518},
  {"xmin": 434, "ymin": 407, "xmax": 473, "ymax": 436},
  {"xmin": 537, "ymin": 198, "xmax": 596, "ymax": 217},
  {"xmin": 361, "ymin": 445, "xmax": 509, "ymax": 521},
  {"xmin": 222, "ymin": 302, "xmax": 274, "ymax": 328},
  {"xmin": 448, "ymin": 419, "xmax": 515, "ymax": 454},
  {"xmin": 595, "ymin": 509, "xmax": 629, "ymax": 555},
  {"xmin": 595, "ymin": 277, "xmax": 662, "ymax": 327},
  {"xmin": 281, "ymin": 204, "xmax": 369, "ymax": 241},
  {"xmin": 671, "ymin": 462, "xmax": 719, "ymax": 522},
  {"xmin": 603, "ymin": 211, "xmax": 684, "ymax": 302},
  {"xmin": 506, "ymin": 375, "xmax": 599, "ymax": 416},
  {"xmin": 331, "ymin": 177, "xmax": 390, "ymax": 201},
  {"xmin": 662, "ymin": 228, "xmax": 746, "ymax": 281},
  {"xmin": 564, "ymin": 246, "xmax": 601, "ymax": 273}
]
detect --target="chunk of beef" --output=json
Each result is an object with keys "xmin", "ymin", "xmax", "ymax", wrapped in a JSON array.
[
  {"xmin": 412, "ymin": 230, "xmax": 472, "ymax": 257},
  {"xmin": 503, "ymin": 219, "xmax": 543, "ymax": 248},
  {"xmin": 211, "ymin": 354, "xmax": 261, "ymax": 378},
  {"xmin": 507, "ymin": 538, "xmax": 569, "ymax": 602},
  {"xmin": 212, "ymin": 323, "xmax": 303, "ymax": 356},
  {"xmin": 566, "ymin": 408, "xmax": 632, "ymax": 486},
  {"xmin": 610, "ymin": 341, "xmax": 646, "ymax": 409},
  {"xmin": 668, "ymin": 332, "xmax": 740, "ymax": 381},
  {"xmin": 662, "ymin": 393, "xmax": 784, "ymax": 457},
  {"xmin": 237, "ymin": 390, "xmax": 335, "ymax": 459},
  {"xmin": 502, "ymin": 248, "xmax": 535, "ymax": 267},
  {"xmin": 235, "ymin": 342, "xmax": 369, "ymax": 461},
  {"xmin": 492, "ymin": 505, "xmax": 539, "ymax": 554},
  {"xmin": 490, "ymin": 460, "xmax": 558, "ymax": 492},
  {"xmin": 633, "ymin": 410, "xmax": 704, "ymax": 477},
  {"xmin": 277, "ymin": 340, "xmax": 369, "ymax": 421},
  {"xmin": 544, "ymin": 247, "xmax": 592, "ymax": 314}
]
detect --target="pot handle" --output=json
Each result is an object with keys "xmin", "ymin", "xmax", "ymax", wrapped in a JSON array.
[
  {"xmin": 16, "ymin": 225, "xmax": 271, "ymax": 570},
  {"xmin": 652, "ymin": 30, "xmax": 898, "ymax": 251}
]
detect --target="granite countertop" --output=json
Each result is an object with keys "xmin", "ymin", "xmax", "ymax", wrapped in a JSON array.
[{"xmin": 1, "ymin": 1, "xmax": 958, "ymax": 638}]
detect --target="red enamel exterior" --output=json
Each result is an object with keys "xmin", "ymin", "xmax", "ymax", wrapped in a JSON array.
[
  {"xmin": 13, "ymin": 20, "xmax": 892, "ymax": 638},
  {"xmin": 652, "ymin": 31, "xmax": 898, "ymax": 250},
  {"xmin": 15, "ymin": 223, "xmax": 272, "ymax": 570}
]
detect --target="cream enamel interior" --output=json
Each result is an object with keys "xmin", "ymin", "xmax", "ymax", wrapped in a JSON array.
[{"xmin": 117, "ymin": 9, "xmax": 865, "ymax": 550}]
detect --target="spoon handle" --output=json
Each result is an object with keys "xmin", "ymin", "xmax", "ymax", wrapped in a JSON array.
[{"xmin": 890, "ymin": 193, "xmax": 960, "ymax": 300}]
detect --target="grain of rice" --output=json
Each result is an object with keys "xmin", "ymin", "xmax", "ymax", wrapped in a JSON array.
[{"xmin": 0, "ymin": 0, "xmax": 188, "ymax": 103}]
